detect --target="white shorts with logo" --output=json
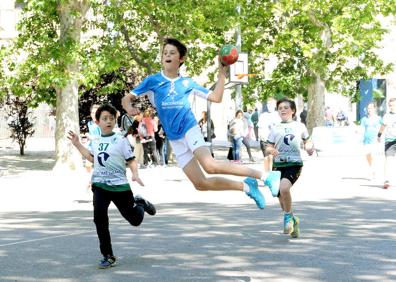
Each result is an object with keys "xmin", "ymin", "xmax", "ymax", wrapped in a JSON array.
[{"xmin": 170, "ymin": 125, "xmax": 209, "ymax": 168}]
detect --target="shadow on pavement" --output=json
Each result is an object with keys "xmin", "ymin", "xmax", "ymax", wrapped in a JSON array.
[
  {"xmin": 0, "ymin": 151, "xmax": 55, "ymax": 176},
  {"xmin": 1, "ymin": 198, "xmax": 395, "ymax": 282}
]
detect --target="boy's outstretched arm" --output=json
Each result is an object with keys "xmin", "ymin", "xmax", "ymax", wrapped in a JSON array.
[
  {"xmin": 208, "ymin": 58, "xmax": 227, "ymax": 103},
  {"xmin": 122, "ymin": 93, "xmax": 140, "ymax": 116},
  {"xmin": 67, "ymin": 130, "xmax": 94, "ymax": 163}
]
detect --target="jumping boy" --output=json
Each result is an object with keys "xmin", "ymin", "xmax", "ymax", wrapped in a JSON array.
[
  {"xmin": 68, "ymin": 104, "xmax": 156, "ymax": 269},
  {"xmin": 122, "ymin": 38, "xmax": 280, "ymax": 209}
]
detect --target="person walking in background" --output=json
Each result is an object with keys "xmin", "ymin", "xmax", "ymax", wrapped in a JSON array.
[
  {"xmin": 377, "ymin": 98, "xmax": 396, "ymax": 189},
  {"xmin": 243, "ymin": 108, "xmax": 255, "ymax": 162},
  {"xmin": 122, "ymin": 38, "xmax": 281, "ymax": 210},
  {"xmin": 198, "ymin": 111, "xmax": 215, "ymax": 142},
  {"xmin": 228, "ymin": 110, "xmax": 245, "ymax": 163},
  {"xmin": 127, "ymin": 112, "xmax": 145, "ymax": 167},
  {"xmin": 360, "ymin": 102, "xmax": 382, "ymax": 180},
  {"xmin": 299, "ymin": 104, "xmax": 307, "ymax": 126},
  {"xmin": 154, "ymin": 116, "xmax": 166, "ymax": 166},
  {"xmin": 140, "ymin": 108, "xmax": 160, "ymax": 167},
  {"xmin": 265, "ymin": 97, "xmax": 314, "ymax": 238},
  {"xmin": 251, "ymin": 108, "xmax": 259, "ymax": 141},
  {"xmin": 324, "ymin": 106, "xmax": 335, "ymax": 127},
  {"xmin": 67, "ymin": 104, "xmax": 156, "ymax": 269},
  {"xmin": 120, "ymin": 111, "xmax": 135, "ymax": 136},
  {"xmin": 258, "ymin": 97, "xmax": 281, "ymax": 171},
  {"xmin": 336, "ymin": 108, "xmax": 349, "ymax": 127}
]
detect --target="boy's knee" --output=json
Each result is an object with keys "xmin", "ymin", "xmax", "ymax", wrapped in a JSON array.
[
  {"xmin": 200, "ymin": 162, "xmax": 219, "ymax": 174},
  {"xmin": 192, "ymin": 179, "xmax": 209, "ymax": 191}
]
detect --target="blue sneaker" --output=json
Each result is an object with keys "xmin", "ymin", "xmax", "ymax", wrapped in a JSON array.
[
  {"xmin": 264, "ymin": 171, "xmax": 281, "ymax": 197},
  {"xmin": 98, "ymin": 255, "xmax": 116, "ymax": 269},
  {"xmin": 283, "ymin": 213, "xmax": 294, "ymax": 234},
  {"xmin": 244, "ymin": 177, "xmax": 265, "ymax": 209}
]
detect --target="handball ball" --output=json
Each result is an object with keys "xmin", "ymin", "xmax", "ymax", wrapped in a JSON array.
[{"xmin": 219, "ymin": 44, "xmax": 239, "ymax": 66}]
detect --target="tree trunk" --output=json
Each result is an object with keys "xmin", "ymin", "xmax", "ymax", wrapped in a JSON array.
[
  {"xmin": 306, "ymin": 74, "xmax": 326, "ymax": 134},
  {"xmin": 53, "ymin": 0, "xmax": 90, "ymax": 172}
]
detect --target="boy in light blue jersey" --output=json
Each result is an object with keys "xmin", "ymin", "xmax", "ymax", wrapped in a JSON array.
[
  {"xmin": 360, "ymin": 102, "xmax": 382, "ymax": 180},
  {"xmin": 68, "ymin": 104, "xmax": 156, "ymax": 269},
  {"xmin": 122, "ymin": 38, "xmax": 281, "ymax": 209}
]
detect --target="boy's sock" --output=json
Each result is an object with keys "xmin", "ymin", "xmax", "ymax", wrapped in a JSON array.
[
  {"xmin": 243, "ymin": 182, "xmax": 250, "ymax": 193},
  {"xmin": 260, "ymin": 172, "xmax": 268, "ymax": 181}
]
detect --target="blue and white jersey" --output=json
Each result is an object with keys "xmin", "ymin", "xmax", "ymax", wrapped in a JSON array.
[
  {"xmin": 88, "ymin": 133, "xmax": 134, "ymax": 192},
  {"xmin": 131, "ymin": 71, "xmax": 211, "ymax": 140},
  {"xmin": 360, "ymin": 115, "xmax": 382, "ymax": 144}
]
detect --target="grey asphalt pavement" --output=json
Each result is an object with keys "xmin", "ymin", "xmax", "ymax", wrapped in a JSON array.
[{"xmin": 1, "ymin": 138, "xmax": 396, "ymax": 281}]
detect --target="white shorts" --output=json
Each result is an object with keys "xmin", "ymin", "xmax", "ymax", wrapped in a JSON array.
[
  {"xmin": 170, "ymin": 125, "xmax": 209, "ymax": 168},
  {"xmin": 364, "ymin": 143, "xmax": 381, "ymax": 155}
]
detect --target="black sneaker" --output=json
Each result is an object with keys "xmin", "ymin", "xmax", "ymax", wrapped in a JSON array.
[
  {"xmin": 98, "ymin": 255, "xmax": 116, "ymax": 269},
  {"xmin": 134, "ymin": 195, "xmax": 156, "ymax": 215}
]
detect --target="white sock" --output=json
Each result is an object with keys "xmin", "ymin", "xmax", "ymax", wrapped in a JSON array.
[{"xmin": 243, "ymin": 182, "xmax": 250, "ymax": 193}]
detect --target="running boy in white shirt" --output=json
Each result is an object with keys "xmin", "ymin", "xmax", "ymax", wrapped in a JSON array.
[
  {"xmin": 266, "ymin": 98, "xmax": 314, "ymax": 238},
  {"xmin": 68, "ymin": 104, "xmax": 156, "ymax": 269}
]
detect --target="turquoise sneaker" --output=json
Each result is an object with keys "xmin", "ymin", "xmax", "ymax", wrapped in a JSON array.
[
  {"xmin": 244, "ymin": 177, "xmax": 265, "ymax": 209},
  {"xmin": 290, "ymin": 216, "xmax": 300, "ymax": 238},
  {"xmin": 264, "ymin": 171, "xmax": 281, "ymax": 197},
  {"xmin": 283, "ymin": 213, "xmax": 294, "ymax": 234}
]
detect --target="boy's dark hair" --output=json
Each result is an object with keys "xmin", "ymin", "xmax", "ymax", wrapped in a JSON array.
[
  {"xmin": 276, "ymin": 97, "xmax": 297, "ymax": 118},
  {"xmin": 163, "ymin": 38, "xmax": 187, "ymax": 66},
  {"xmin": 95, "ymin": 104, "xmax": 117, "ymax": 121}
]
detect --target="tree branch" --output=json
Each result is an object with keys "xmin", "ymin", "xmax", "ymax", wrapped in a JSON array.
[{"xmin": 120, "ymin": 25, "xmax": 153, "ymax": 74}]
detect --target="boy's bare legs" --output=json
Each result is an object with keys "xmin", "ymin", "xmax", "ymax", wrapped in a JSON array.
[
  {"xmin": 278, "ymin": 178, "xmax": 295, "ymax": 234},
  {"xmin": 192, "ymin": 147, "xmax": 263, "ymax": 181},
  {"xmin": 278, "ymin": 179, "xmax": 292, "ymax": 212},
  {"xmin": 183, "ymin": 157, "xmax": 244, "ymax": 191},
  {"xmin": 183, "ymin": 147, "xmax": 266, "ymax": 208}
]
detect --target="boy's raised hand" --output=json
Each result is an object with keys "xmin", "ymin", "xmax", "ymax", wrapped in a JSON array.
[{"xmin": 67, "ymin": 130, "xmax": 80, "ymax": 146}]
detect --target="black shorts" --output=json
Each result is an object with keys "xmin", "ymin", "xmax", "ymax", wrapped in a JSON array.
[
  {"xmin": 385, "ymin": 140, "xmax": 396, "ymax": 157},
  {"xmin": 273, "ymin": 165, "xmax": 302, "ymax": 185}
]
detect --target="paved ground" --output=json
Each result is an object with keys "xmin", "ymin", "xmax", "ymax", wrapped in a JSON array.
[{"xmin": 1, "ymin": 138, "xmax": 396, "ymax": 281}]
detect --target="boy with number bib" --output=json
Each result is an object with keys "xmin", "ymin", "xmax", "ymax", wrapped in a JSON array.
[
  {"xmin": 265, "ymin": 98, "xmax": 314, "ymax": 238},
  {"xmin": 68, "ymin": 104, "xmax": 156, "ymax": 269},
  {"xmin": 122, "ymin": 38, "xmax": 281, "ymax": 210}
]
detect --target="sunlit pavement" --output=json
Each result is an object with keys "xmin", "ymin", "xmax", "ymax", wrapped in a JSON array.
[{"xmin": 1, "ymin": 138, "xmax": 396, "ymax": 281}]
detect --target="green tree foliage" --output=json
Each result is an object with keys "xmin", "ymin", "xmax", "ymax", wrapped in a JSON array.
[
  {"xmin": 239, "ymin": 0, "xmax": 395, "ymax": 129},
  {"xmin": 241, "ymin": 0, "xmax": 394, "ymax": 98}
]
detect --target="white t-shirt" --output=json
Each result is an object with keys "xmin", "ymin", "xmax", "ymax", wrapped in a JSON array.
[
  {"xmin": 267, "ymin": 120, "xmax": 309, "ymax": 167},
  {"xmin": 88, "ymin": 133, "xmax": 134, "ymax": 191}
]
